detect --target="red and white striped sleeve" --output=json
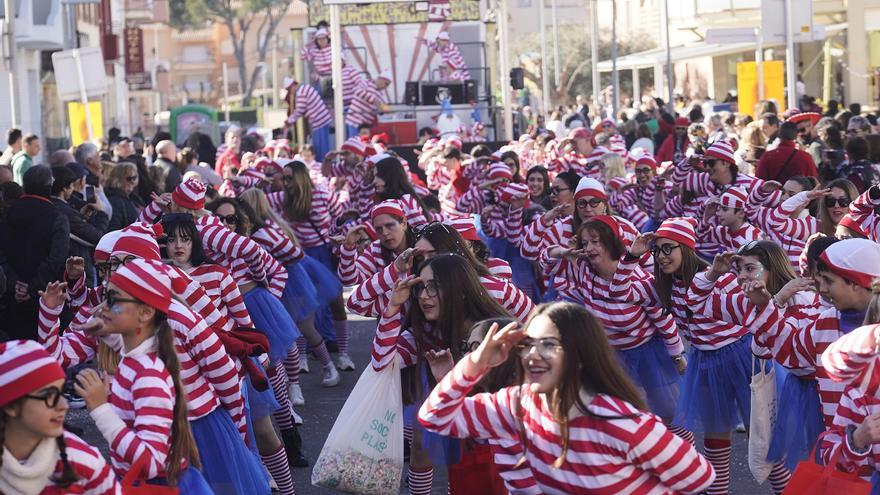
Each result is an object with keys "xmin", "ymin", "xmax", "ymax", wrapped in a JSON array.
[
  {"xmin": 371, "ymin": 306, "xmax": 418, "ymax": 371},
  {"xmin": 399, "ymin": 194, "xmax": 430, "ymax": 230},
  {"xmin": 503, "ymin": 207, "xmax": 524, "ymax": 246},
  {"xmin": 850, "ymin": 189, "xmax": 880, "ymax": 242},
  {"xmin": 486, "ymin": 258, "xmax": 512, "ymax": 280},
  {"xmin": 686, "ymin": 271, "xmax": 750, "ymax": 325},
  {"xmin": 480, "ymin": 207, "xmax": 505, "ymax": 239},
  {"xmin": 176, "ymin": 311, "xmax": 247, "ymax": 438},
  {"xmin": 90, "ymin": 355, "xmax": 173, "ymax": 479},
  {"xmin": 820, "ymin": 323, "xmax": 880, "ymax": 383},
  {"xmin": 608, "ymin": 256, "xmax": 662, "ymax": 306},
  {"xmin": 519, "ymin": 218, "xmax": 551, "ymax": 261},
  {"xmin": 482, "ymin": 275, "xmax": 535, "ymax": 324},
  {"xmin": 346, "ymin": 262, "xmax": 398, "ymax": 317},
  {"xmin": 455, "ymin": 186, "xmax": 486, "ymax": 214},
  {"xmin": 764, "ymin": 191, "xmax": 820, "ymax": 240},
  {"xmin": 336, "ymin": 243, "xmax": 361, "ymax": 286},
  {"xmin": 172, "ymin": 267, "xmax": 228, "ymax": 331},
  {"xmin": 818, "ymin": 387, "xmax": 874, "ymax": 475},
  {"xmin": 61, "ymin": 430, "xmax": 121, "ymax": 495},
  {"xmin": 138, "ymin": 200, "xmax": 164, "ymax": 224},
  {"xmin": 744, "ymin": 302, "xmax": 820, "ymax": 375},
  {"xmin": 488, "ymin": 440, "xmax": 543, "ymax": 495},
  {"xmin": 252, "ymin": 224, "xmax": 305, "ymax": 266},
  {"xmin": 38, "ymin": 299, "xmax": 96, "ymax": 368},
  {"xmin": 197, "ymin": 217, "xmax": 269, "ymax": 284},
  {"xmin": 645, "ymin": 305, "xmax": 684, "ymax": 356}
]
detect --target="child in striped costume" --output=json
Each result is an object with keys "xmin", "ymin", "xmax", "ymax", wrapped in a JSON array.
[
  {"xmin": 0, "ymin": 339, "xmax": 120, "ymax": 495},
  {"xmin": 417, "ymin": 302, "xmax": 716, "ymax": 495}
]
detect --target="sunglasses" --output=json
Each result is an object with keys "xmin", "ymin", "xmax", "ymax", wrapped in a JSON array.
[
  {"xmin": 549, "ymin": 186, "xmax": 570, "ymax": 195},
  {"xmin": 219, "ymin": 214, "xmax": 239, "ymax": 226},
  {"xmin": 514, "ymin": 337, "xmax": 562, "ymax": 360},
  {"xmin": 126, "ymin": 175, "xmax": 138, "ymax": 183},
  {"xmin": 737, "ymin": 239, "xmax": 762, "ymax": 255},
  {"xmin": 634, "ymin": 167, "xmax": 653, "ymax": 174},
  {"xmin": 823, "ymin": 197, "xmax": 851, "ymax": 208},
  {"xmin": 412, "ymin": 280, "xmax": 440, "ymax": 298},
  {"xmin": 651, "ymin": 243, "xmax": 681, "ymax": 256},
  {"xmin": 25, "ymin": 386, "xmax": 64, "ymax": 408},
  {"xmin": 576, "ymin": 198, "xmax": 603, "ymax": 209},
  {"xmin": 414, "ymin": 221, "xmax": 452, "ymax": 240}
]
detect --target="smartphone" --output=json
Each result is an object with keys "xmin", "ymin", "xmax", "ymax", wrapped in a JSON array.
[
  {"xmin": 85, "ymin": 185, "xmax": 96, "ymax": 204},
  {"xmin": 85, "ymin": 174, "xmax": 99, "ymax": 187}
]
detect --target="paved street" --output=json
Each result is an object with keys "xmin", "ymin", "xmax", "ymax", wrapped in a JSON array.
[{"xmin": 68, "ymin": 294, "xmax": 772, "ymax": 494}]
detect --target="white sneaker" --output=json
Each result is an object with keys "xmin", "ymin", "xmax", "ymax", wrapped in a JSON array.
[
  {"xmin": 299, "ymin": 359, "xmax": 310, "ymax": 374},
  {"xmin": 288, "ymin": 383, "xmax": 305, "ymax": 406},
  {"xmin": 334, "ymin": 353, "xmax": 356, "ymax": 371},
  {"xmin": 322, "ymin": 364, "xmax": 341, "ymax": 387},
  {"xmin": 292, "ymin": 408, "xmax": 304, "ymax": 425}
]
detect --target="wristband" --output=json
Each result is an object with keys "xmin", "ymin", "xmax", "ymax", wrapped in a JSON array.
[{"xmin": 847, "ymin": 424, "xmax": 871, "ymax": 454}]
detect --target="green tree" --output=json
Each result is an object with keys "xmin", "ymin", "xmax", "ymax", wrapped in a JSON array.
[
  {"xmin": 512, "ymin": 24, "xmax": 656, "ymax": 107},
  {"xmin": 169, "ymin": 0, "xmax": 291, "ymax": 106}
]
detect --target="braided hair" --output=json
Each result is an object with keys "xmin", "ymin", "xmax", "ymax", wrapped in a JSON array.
[{"xmin": 0, "ymin": 408, "xmax": 80, "ymax": 488}]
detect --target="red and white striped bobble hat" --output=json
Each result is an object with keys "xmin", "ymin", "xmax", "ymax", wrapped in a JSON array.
[
  {"xmin": 606, "ymin": 177, "xmax": 630, "ymax": 191},
  {"xmin": 635, "ymin": 155, "xmax": 658, "ymax": 171},
  {"xmin": 444, "ymin": 135, "xmax": 463, "ymax": 151},
  {"xmin": 719, "ymin": 186, "xmax": 748, "ymax": 209},
  {"xmin": 655, "ymin": 217, "xmax": 698, "ymax": 250},
  {"xmin": 574, "ymin": 177, "xmax": 607, "ymax": 201},
  {"xmin": 341, "ymin": 137, "xmax": 367, "ymax": 157},
  {"xmin": 818, "ymin": 238, "xmax": 880, "ymax": 289},
  {"xmin": 111, "ymin": 222, "xmax": 164, "ymax": 262},
  {"xmin": 109, "ymin": 259, "xmax": 186, "ymax": 314},
  {"xmin": 703, "ymin": 139, "xmax": 736, "ymax": 164},
  {"xmin": 486, "ymin": 162, "xmax": 513, "ymax": 182},
  {"xmin": 95, "ymin": 230, "xmax": 124, "ymax": 263},
  {"xmin": 370, "ymin": 199, "xmax": 406, "ymax": 221},
  {"xmin": 447, "ymin": 215, "xmax": 480, "ymax": 241},
  {"xmin": 172, "ymin": 178, "xmax": 207, "ymax": 210},
  {"xmin": 0, "ymin": 339, "xmax": 66, "ymax": 408}
]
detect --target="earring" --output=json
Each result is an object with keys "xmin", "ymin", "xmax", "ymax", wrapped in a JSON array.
[{"xmin": 135, "ymin": 327, "xmax": 142, "ymax": 336}]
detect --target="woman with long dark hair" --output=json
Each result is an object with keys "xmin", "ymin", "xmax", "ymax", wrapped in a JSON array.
[
  {"xmin": 616, "ymin": 218, "xmax": 752, "ymax": 495},
  {"xmin": 371, "ymin": 254, "xmax": 512, "ymax": 495},
  {"xmin": 525, "ymin": 165, "xmax": 552, "ymax": 209},
  {"xmin": 418, "ymin": 302, "xmax": 715, "ymax": 494},
  {"xmin": 373, "ymin": 155, "xmax": 432, "ymax": 228},
  {"xmin": 0, "ymin": 339, "xmax": 119, "ymax": 494}
]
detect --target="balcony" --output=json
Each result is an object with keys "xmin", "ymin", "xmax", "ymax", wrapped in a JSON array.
[
  {"xmin": 125, "ymin": 0, "xmax": 169, "ymax": 24},
  {"xmin": 0, "ymin": 0, "xmax": 64, "ymax": 50},
  {"xmin": 172, "ymin": 27, "xmax": 213, "ymax": 42}
]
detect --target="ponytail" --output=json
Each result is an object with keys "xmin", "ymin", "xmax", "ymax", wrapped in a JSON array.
[{"xmin": 154, "ymin": 314, "xmax": 200, "ymax": 485}]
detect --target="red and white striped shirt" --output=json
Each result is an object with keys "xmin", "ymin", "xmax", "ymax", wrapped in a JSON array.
[
  {"xmin": 609, "ymin": 187, "xmax": 650, "ymax": 232},
  {"xmin": 347, "ymin": 262, "xmax": 535, "ymax": 323},
  {"xmin": 610, "ymin": 257, "xmax": 748, "ymax": 350},
  {"xmin": 23, "ymin": 431, "xmax": 120, "ymax": 495},
  {"xmin": 341, "ymin": 65, "xmax": 363, "ymax": 103},
  {"xmin": 90, "ymin": 337, "xmax": 175, "ymax": 479},
  {"xmin": 251, "ymin": 221, "xmax": 305, "ymax": 266},
  {"xmin": 416, "ymin": 360, "xmax": 716, "ymax": 495},
  {"xmin": 557, "ymin": 151, "xmax": 603, "ymax": 179},
  {"xmin": 337, "ymin": 240, "xmax": 388, "ymax": 287},
  {"xmin": 300, "ymin": 44, "xmax": 337, "ymax": 76},
  {"xmin": 267, "ymin": 186, "xmax": 344, "ymax": 248},
  {"xmin": 345, "ymin": 78, "xmax": 384, "ymax": 127},
  {"xmin": 186, "ymin": 263, "xmax": 253, "ymax": 330},
  {"xmin": 848, "ymin": 189, "xmax": 880, "ymax": 242},
  {"xmin": 746, "ymin": 189, "xmax": 805, "ymax": 271},
  {"xmin": 288, "ymin": 83, "xmax": 332, "ymax": 130},
  {"xmin": 194, "ymin": 213, "xmax": 270, "ymax": 284},
  {"xmin": 427, "ymin": 40, "xmax": 470, "ymax": 80},
  {"xmin": 757, "ymin": 190, "xmax": 821, "ymax": 243},
  {"xmin": 699, "ymin": 222, "xmax": 765, "ymax": 252}
]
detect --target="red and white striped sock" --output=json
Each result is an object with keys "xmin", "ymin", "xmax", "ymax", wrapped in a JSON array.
[
  {"xmin": 284, "ymin": 346, "xmax": 301, "ymax": 385},
  {"xmin": 703, "ymin": 438, "xmax": 731, "ymax": 495},
  {"xmin": 269, "ymin": 362, "xmax": 296, "ymax": 430},
  {"xmin": 667, "ymin": 424, "xmax": 696, "ymax": 446},
  {"xmin": 312, "ymin": 339, "xmax": 333, "ymax": 367},
  {"xmin": 333, "ymin": 319, "xmax": 349, "ymax": 354},
  {"xmin": 407, "ymin": 466, "xmax": 433, "ymax": 495},
  {"xmin": 768, "ymin": 462, "xmax": 791, "ymax": 494},
  {"xmin": 262, "ymin": 446, "xmax": 296, "ymax": 495},
  {"xmin": 296, "ymin": 336, "xmax": 307, "ymax": 358},
  {"xmin": 404, "ymin": 424, "xmax": 413, "ymax": 444}
]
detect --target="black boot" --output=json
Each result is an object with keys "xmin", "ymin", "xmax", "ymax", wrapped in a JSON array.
[{"xmin": 280, "ymin": 427, "xmax": 309, "ymax": 468}]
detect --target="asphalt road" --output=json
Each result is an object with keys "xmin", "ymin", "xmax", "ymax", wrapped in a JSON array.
[{"xmin": 67, "ymin": 293, "xmax": 772, "ymax": 494}]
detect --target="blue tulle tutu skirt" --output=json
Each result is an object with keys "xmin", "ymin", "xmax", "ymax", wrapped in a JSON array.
[
  {"xmin": 303, "ymin": 245, "xmax": 343, "ymax": 344},
  {"xmin": 767, "ymin": 373, "xmax": 824, "ymax": 471},
  {"xmin": 282, "ymin": 262, "xmax": 320, "ymax": 322},
  {"xmin": 403, "ymin": 366, "xmax": 463, "ymax": 466},
  {"xmin": 191, "ymin": 405, "xmax": 271, "ymax": 494},
  {"xmin": 674, "ymin": 335, "xmax": 752, "ymax": 435},
  {"xmin": 145, "ymin": 468, "xmax": 215, "ymax": 494},
  {"xmin": 243, "ymin": 287, "xmax": 300, "ymax": 361},
  {"xmin": 617, "ymin": 335, "xmax": 681, "ymax": 419}
]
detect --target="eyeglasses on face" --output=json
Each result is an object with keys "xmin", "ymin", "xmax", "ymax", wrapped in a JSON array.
[
  {"xmin": 651, "ymin": 243, "xmax": 681, "ymax": 257},
  {"xmin": 125, "ymin": 175, "xmax": 139, "ymax": 183},
  {"xmin": 106, "ymin": 255, "xmax": 136, "ymax": 274},
  {"xmin": 103, "ymin": 290, "xmax": 141, "ymax": 309},
  {"xmin": 634, "ymin": 167, "xmax": 653, "ymax": 174},
  {"xmin": 515, "ymin": 337, "xmax": 562, "ymax": 359},
  {"xmin": 219, "ymin": 214, "xmax": 239, "ymax": 226},
  {"xmin": 412, "ymin": 280, "xmax": 440, "ymax": 298},
  {"xmin": 549, "ymin": 186, "xmax": 570, "ymax": 195},
  {"xmin": 459, "ymin": 339, "xmax": 481, "ymax": 355},
  {"xmin": 823, "ymin": 197, "xmax": 851, "ymax": 208},
  {"xmin": 25, "ymin": 386, "xmax": 64, "ymax": 408},
  {"xmin": 576, "ymin": 198, "xmax": 603, "ymax": 209}
]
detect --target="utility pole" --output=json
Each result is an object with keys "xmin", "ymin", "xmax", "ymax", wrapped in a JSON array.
[
  {"xmin": 784, "ymin": 0, "xmax": 797, "ymax": 110},
  {"xmin": 539, "ymin": 0, "xmax": 550, "ymax": 115},
  {"xmin": 3, "ymin": 0, "xmax": 19, "ymax": 128},
  {"xmin": 551, "ymin": 0, "xmax": 560, "ymax": 83},
  {"xmin": 329, "ymin": 4, "xmax": 345, "ymax": 148},
  {"xmin": 498, "ymin": 0, "xmax": 512, "ymax": 140},
  {"xmin": 662, "ymin": 0, "xmax": 673, "ymax": 114},
  {"xmin": 589, "ymin": 0, "xmax": 599, "ymax": 112},
  {"xmin": 611, "ymin": 0, "xmax": 618, "ymax": 118}
]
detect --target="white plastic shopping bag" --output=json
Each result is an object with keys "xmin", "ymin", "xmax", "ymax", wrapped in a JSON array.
[
  {"xmin": 748, "ymin": 356, "xmax": 777, "ymax": 483},
  {"xmin": 312, "ymin": 356, "xmax": 404, "ymax": 495}
]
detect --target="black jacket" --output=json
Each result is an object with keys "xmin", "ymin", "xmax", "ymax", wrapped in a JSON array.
[
  {"xmin": 0, "ymin": 195, "xmax": 70, "ymax": 298},
  {"xmin": 51, "ymin": 196, "xmax": 108, "ymax": 285},
  {"xmin": 106, "ymin": 188, "xmax": 143, "ymax": 232}
]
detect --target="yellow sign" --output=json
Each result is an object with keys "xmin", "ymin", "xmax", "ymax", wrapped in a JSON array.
[
  {"xmin": 67, "ymin": 101, "xmax": 104, "ymax": 147},
  {"xmin": 736, "ymin": 61, "xmax": 785, "ymax": 119}
]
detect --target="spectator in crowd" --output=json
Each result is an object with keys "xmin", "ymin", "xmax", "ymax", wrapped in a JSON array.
[
  {"xmin": 0, "ymin": 166, "xmax": 69, "ymax": 338},
  {"xmin": 0, "ymin": 128, "xmax": 21, "ymax": 166},
  {"xmin": 760, "ymin": 113, "xmax": 780, "ymax": 151},
  {"xmin": 48, "ymin": 149, "xmax": 74, "ymax": 168},
  {"xmin": 755, "ymin": 121, "xmax": 818, "ymax": 182},
  {"xmin": 838, "ymin": 136, "xmax": 880, "ymax": 192},
  {"xmin": 104, "ymin": 160, "xmax": 142, "ymax": 231},
  {"xmin": 0, "ymin": 182, "xmax": 22, "ymax": 220},
  {"xmin": 846, "ymin": 115, "xmax": 872, "ymax": 139},
  {"xmin": 11, "ymin": 134, "xmax": 41, "ymax": 185},
  {"xmin": 630, "ymin": 123, "xmax": 655, "ymax": 154},
  {"xmin": 73, "ymin": 142, "xmax": 113, "ymax": 217},
  {"xmin": 0, "ymin": 166, "xmax": 12, "ymax": 186},
  {"xmin": 50, "ymin": 166, "xmax": 108, "ymax": 287},
  {"xmin": 113, "ymin": 137, "xmax": 135, "ymax": 162},
  {"xmin": 178, "ymin": 147, "xmax": 222, "ymax": 187},
  {"xmin": 153, "ymin": 139, "xmax": 181, "ymax": 192}
]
